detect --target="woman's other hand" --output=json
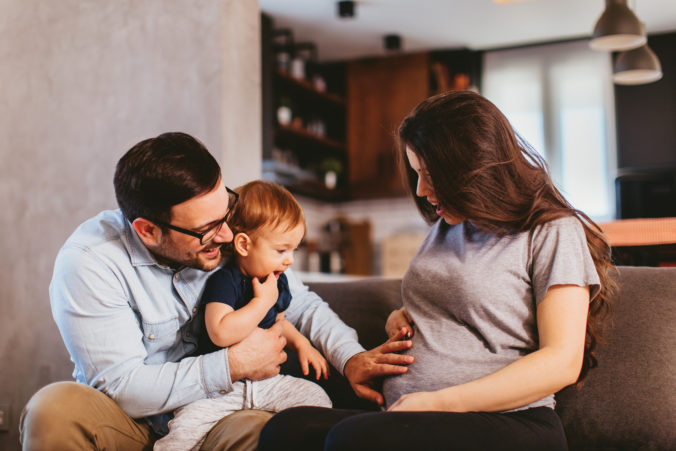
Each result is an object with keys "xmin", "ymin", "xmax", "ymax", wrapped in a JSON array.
[
  {"xmin": 385, "ymin": 308, "xmax": 414, "ymax": 338},
  {"xmin": 387, "ymin": 390, "xmax": 441, "ymax": 411}
]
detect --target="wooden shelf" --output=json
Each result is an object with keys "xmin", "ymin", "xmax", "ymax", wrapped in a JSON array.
[
  {"xmin": 276, "ymin": 124, "xmax": 345, "ymax": 153},
  {"xmin": 262, "ymin": 17, "xmax": 348, "ymax": 201},
  {"xmin": 286, "ymin": 179, "xmax": 347, "ymax": 202},
  {"xmin": 275, "ymin": 69, "xmax": 345, "ymax": 106}
]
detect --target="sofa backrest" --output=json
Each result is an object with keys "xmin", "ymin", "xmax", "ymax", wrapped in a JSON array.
[
  {"xmin": 555, "ymin": 266, "xmax": 676, "ymax": 450},
  {"xmin": 309, "ymin": 266, "xmax": 676, "ymax": 450}
]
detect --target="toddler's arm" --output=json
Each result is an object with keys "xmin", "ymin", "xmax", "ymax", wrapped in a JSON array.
[
  {"xmin": 385, "ymin": 307, "xmax": 414, "ymax": 339},
  {"xmin": 279, "ymin": 314, "xmax": 330, "ymax": 380},
  {"xmin": 205, "ymin": 273, "xmax": 279, "ymax": 348}
]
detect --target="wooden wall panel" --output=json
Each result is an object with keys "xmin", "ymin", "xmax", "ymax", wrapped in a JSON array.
[{"xmin": 347, "ymin": 53, "xmax": 430, "ymax": 199}]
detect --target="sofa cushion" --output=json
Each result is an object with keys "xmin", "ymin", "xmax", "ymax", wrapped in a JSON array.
[{"xmin": 310, "ymin": 277, "xmax": 402, "ymax": 351}]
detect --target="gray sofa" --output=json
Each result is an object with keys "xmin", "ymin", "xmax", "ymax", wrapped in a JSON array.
[
  {"xmin": 308, "ymin": 266, "xmax": 676, "ymax": 451},
  {"xmin": 17, "ymin": 266, "xmax": 675, "ymax": 450}
]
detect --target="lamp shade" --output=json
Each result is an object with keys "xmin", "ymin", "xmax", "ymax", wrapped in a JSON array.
[
  {"xmin": 590, "ymin": 0, "xmax": 646, "ymax": 51},
  {"xmin": 613, "ymin": 44, "xmax": 663, "ymax": 85}
]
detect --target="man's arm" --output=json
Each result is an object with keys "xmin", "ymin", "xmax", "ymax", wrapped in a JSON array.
[
  {"xmin": 50, "ymin": 246, "xmax": 284, "ymax": 418},
  {"xmin": 282, "ymin": 269, "xmax": 366, "ymax": 373},
  {"xmin": 282, "ymin": 269, "xmax": 413, "ymax": 403}
]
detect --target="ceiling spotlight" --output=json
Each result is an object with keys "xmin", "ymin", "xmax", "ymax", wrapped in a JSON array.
[
  {"xmin": 589, "ymin": 0, "xmax": 646, "ymax": 51},
  {"xmin": 338, "ymin": 1, "xmax": 356, "ymax": 19},
  {"xmin": 384, "ymin": 34, "xmax": 402, "ymax": 51},
  {"xmin": 613, "ymin": 44, "xmax": 663, "ymax": 85}
]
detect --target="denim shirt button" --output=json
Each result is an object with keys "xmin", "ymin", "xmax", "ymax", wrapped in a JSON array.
[
  {"xmin": 148, "ymin": 333, "xmax": 156, "ymax": 340},
  {"xmin": 185, "ymin": 332, "xmax": 190, "ymax": 337},
  {"xmin": 174, "ymin": 273, "xmax": 179, "ymax": 280},
  {"xmin": 193, "ymin": 307, "xmax": 197, "ymax": 313},
  {"xmin": 219, "ymin": 390, "xmax": 226, "ymax": 395}
]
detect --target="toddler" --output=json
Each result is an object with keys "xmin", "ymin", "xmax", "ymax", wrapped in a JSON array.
[{"xmin": 154, "ymin": 180, "xmax": 332, "ymax": 451}]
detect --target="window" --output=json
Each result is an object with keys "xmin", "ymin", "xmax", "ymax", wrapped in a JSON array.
[{"xmin": 482, "ymin": 40, "xmax": 616, "ymax": 220}]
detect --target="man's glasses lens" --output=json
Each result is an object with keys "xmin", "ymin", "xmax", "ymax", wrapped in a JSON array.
[
  {"xmin": 201, "ymin": 188, "xmax": 238, "ymax": 245},
  {"xmin": 225, "ymin": 190, "xmax": 238, "ymax": 221}
]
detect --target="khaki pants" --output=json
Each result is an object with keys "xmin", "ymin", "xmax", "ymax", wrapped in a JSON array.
[{"xmin": 19, "ymin": 381, "xmax": 273, "ymax": 451}]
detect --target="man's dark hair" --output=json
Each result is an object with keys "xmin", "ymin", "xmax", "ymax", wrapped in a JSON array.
[{"xmin": 114, "ymin": 132, "xmax": 221, "ymax": 223}]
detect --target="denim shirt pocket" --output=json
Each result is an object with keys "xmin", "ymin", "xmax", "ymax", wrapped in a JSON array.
[{"xmin": 142, "ymin": 317, "xmax": 179, "ymax": 364}]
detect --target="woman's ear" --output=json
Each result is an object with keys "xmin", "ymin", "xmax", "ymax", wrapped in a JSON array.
[
  {"xmin": 132, "ymin": 218, "xmax": 163, "ymax": 247},
  {"xmin": 233, "ymin": 232, "xmax": 251, "ymax": 257}
]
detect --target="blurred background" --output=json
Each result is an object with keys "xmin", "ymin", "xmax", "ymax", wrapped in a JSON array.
[{"xmin": 2, "ymin": 1, "xmax": 676, "ymax": 448}]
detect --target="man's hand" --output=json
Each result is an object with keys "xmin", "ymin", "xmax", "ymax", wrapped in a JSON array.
[
  {"xmin": 343, "ymin": 328, "xmax": 414, "ymax": 405},
  {"xmin": 228, "ymin": 321, "xmax": 287, "ymax": 382}
]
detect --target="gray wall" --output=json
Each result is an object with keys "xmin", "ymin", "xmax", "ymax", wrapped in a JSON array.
[{"xmin": 0, "ymin": 1, "xmax": 261, "ymax": 448}]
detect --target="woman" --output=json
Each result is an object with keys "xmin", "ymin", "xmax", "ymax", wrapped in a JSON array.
[{"xmin": 258, "ymin": 91, "xmax": 616, "ymax": 450}]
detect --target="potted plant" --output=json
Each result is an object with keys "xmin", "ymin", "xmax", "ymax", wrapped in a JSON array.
[{"xmin": 319, "ymin": 158, "xmax": 343, "ymax": 190}]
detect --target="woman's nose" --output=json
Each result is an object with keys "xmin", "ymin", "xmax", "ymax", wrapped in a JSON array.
[{"xmin": 416, "ymin": 177, "xmax": 430, "ymax": 197}]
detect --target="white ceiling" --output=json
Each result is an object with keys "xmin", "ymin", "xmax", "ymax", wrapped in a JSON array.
[{"xmin": 259, "ymin": 0, "xmax": 676, "ymax": 62}]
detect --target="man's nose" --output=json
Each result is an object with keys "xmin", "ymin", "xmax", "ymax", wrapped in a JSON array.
[{"xmin": 213, "ymin": 223, "xmax": 233, "ymax": 244}]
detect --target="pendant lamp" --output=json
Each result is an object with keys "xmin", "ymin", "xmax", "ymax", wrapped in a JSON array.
[
  {"xmin": 590, "ymin": 0, "xmax": 646, "ymax": 51},
  {"xmin": 613, "ymin": 44, "xmax": 663, "ymax": 85}
]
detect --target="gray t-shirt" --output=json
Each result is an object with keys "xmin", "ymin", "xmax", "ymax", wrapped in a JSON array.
[{"xmin": 382, "ymin": 216, "xmax": 600, "ymax": 411}]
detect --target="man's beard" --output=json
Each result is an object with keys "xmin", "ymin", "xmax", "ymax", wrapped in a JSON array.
[{"xmin": 151, "ymin": 239, "xmax": 223, "ymax": 271}]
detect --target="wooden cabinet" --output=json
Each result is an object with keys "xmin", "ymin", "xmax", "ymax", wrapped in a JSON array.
[
  {"xmin": 346, "ymin": 53, "xmax": 430, "ymax": 199},
  {"xmin": 262, "ymin": 13, "xmax": 483, "ymax": 201}
]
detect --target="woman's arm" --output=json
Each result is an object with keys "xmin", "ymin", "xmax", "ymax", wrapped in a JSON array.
[
  {"xmin": 205, "ymin": 273, "xmax": 279, "ymax": 348},
  {"xmin": 388, "ymin": 284, "xmax": 589, "ymax": 412}
]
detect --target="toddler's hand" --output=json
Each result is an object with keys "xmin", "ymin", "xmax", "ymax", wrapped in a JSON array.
[
  {"xmin": 252, "ymin": 273, "xmax": 279, "ymax": 306},
  {"xmin": 298, "ymin": 342, "xmax": 330, "ymax": 380},
  {"xmin": 385, "ymin": 308, "xmax": 414, "ymax": 339}
]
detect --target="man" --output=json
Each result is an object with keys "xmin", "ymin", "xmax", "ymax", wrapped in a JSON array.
[{"xmin": 20, "ymin": 132, "xmax": 412, "ymax": 450}]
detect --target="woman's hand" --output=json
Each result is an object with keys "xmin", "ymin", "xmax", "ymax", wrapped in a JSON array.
[
  {"xmin": 343, "ymin": 328, "xmax": 414, "ymax": 405},
  {"xmin": 387, "ymin": 390, "xmax": 443, "ymax": 411},
  {"xmin": 385, "ymin": 308, "xmax": 414, "ymax": 338}
]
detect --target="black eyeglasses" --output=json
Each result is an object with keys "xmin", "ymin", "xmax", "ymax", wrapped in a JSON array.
[{"xmin": 155, "ymin": 187, "xmax": 239, "ymax": 245}]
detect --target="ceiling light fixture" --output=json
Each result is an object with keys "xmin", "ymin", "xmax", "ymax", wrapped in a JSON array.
[
  {"xmin": 589, "ymin": 0, "xmax": 646, "ymax": 51},
  {"xmin": 613, "ymin": 44, "xmax": 663, "ymax": 85},
  {"xmin": 337, "ymin": 1, "xmax": 356, "ymax": 19},
  {"xmin": 384, "ymin": 34, "xmax": 402, "ymax": 52}
]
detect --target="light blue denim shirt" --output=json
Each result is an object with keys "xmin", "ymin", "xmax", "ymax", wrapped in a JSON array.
[{"xmin": 50, "ymin": 209, "xmax": 365, "ymax": 419}]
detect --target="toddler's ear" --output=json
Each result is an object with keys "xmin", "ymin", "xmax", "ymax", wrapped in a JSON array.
[{"xmin": 233, "ymin": 232, "xmax": 251, "ymax": 257}]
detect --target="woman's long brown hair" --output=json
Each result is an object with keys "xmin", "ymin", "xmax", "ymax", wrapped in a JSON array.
[{"xmin": 398, "ymin": 90, "xmax": 616, "ymax": 386}]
